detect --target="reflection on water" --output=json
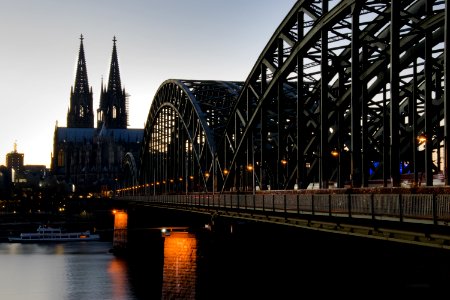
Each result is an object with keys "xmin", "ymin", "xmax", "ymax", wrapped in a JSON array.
[
  {"xmin": 108, "ymin": 258, "xmax": 131, "ymax": 300},
  {"xmin": 162, "ymin": 232, "xmax": 197, "ymax": 299},
  {"xmin": 0, "ymin": 242, "xmax": 138, "ymax": 300}
]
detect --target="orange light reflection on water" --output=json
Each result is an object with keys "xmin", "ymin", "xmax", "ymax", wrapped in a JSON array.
[
  {"xmin": 162, "ymin": 232, "xmax": 197, "ymax": 300},
  {"xmin": 107, "ymin": 258, "xmax": 129, "ymax": 300}
]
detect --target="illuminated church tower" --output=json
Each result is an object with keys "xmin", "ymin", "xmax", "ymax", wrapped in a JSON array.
[
  {"xmin": 67, "ymin": 34, "xmax": 94, "ymax": 128},
  {"xmin": 97, "ymin": 36, "xmax": 129, "ymax": 129}
]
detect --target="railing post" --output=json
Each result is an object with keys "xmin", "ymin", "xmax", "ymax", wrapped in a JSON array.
[
  {"xmin": 328, "ymin": 194, "xmax": 332, "ymax": 217},
  {"xmin": 433, "ymin": 193, "xmax": 438, "ymax": 225},
  {"xmin": 312, "ymin": 194, "xmax": 315, "ymax": 216},
  {"xmin": 231, "ymin": 194, "xmax": 233, "ymax": 209},
  {"xmin": 348, "ymin": 193, "xmax": 352, "ymax": 218},
  {"xmin": 225, "ymin": 194, "xmax": 228, "ymax": 210},
  {"xmin": 297, "ymin": 194, "xmax": 300, "ymax": 215},
  {"xmin": 371, "ymin": 193, "xmax": 375, "ymax": 221},
  {"xmin": 245, "ymin": 194, "xmax": 248, "ymax": 210},
  {"xmin": 399, "ymin": 194, "xmax": 403, "ymax": 222},
  {"xmin": 272, "ymin": 194, "xmax": 275, "ymax": 212}
]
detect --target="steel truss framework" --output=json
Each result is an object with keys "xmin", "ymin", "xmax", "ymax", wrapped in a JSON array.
[
  {"xmin": 139, "ymin": 79, "xmax": 242, "ymax": 193},
  {"xmin": 137, "ymin": 0, "xmax": 449, "ymax": 193}
]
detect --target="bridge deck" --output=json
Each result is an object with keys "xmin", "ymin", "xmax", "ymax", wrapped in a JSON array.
[{"xmin": 116, "ymin": 186, "xmax": 450, "ymax": 250}]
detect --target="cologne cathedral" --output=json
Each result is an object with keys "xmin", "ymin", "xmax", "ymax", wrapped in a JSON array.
[{"xmin": 51, "ymin": 35, "xmax": 143, "ymax": 195}]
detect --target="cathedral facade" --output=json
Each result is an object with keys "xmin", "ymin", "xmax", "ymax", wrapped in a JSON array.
[{"xmin": 51, "ymin": 35, "xmax": 143, "ymax": 195}]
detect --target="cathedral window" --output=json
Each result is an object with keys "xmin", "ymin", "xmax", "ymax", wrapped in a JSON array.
[
  {"xmin": 57, "ymin": 150, "xmax": 65, "ymax": 167},
  {"xmin": 112, "ymin": 106, "xmax": 117, "ymax": 119},
  {"xmin": 79, "ymin": 106, "xmax": 84, "ymax": 117}
]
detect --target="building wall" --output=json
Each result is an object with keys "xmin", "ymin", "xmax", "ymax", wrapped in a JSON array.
[
  {"xmin": 6, "ymin": 152, "xmax": 24, "ymax": 173},
  {"xmin": 51, "ymin": 128, "xmax": 143, "ymax": 194}
]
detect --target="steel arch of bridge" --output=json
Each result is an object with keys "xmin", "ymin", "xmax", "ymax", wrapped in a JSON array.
[
  {"xmin": 139, "ymin": 79, "xmax": 242, "ymax": 193},
  {"xmin": 137, "ymin": 0, "xmax": 449, "ymax": 194},
  {"xmin": 122, "ymin": 152, "xmax": 138, "ymax": 189}
]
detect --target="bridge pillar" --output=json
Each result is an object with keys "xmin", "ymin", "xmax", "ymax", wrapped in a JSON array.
[
  {"xmin": 112, "ymin": 210, "xmax": 128, "ymax": 253},
  {"xmin": 351, "ymin": 3, "xmax": 362, "ymax": 188}
]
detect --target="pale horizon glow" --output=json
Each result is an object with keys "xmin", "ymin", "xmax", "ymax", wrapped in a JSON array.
[{"xmin": 0, "ymin": 0, "xmax": 296, "ymax": 168}]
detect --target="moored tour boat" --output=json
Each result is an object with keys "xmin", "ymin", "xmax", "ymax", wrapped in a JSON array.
[{"xmin": 8, "ymin": 225, "xmax": 100, "ymax": 242}]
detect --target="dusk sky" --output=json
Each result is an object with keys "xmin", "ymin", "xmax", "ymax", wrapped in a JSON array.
[{"xmin": 0, "ymin": 0, "xmax": 296, "ymax": 167}]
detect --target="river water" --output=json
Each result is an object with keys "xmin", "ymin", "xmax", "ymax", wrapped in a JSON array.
[
  {"xmin": 0, "ymin": 242, "xmax": 135, "ymax": 300},
  {"xmin": 0, "ymin": 225, "xmax": 449, "ymax": 300}
]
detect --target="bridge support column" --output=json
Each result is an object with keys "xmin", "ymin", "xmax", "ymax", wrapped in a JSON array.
[
  {"xmin": 390, "ymin": 0, "xmax": 401, "ymax": 187},
  {"xmin": 351, "ymin": 3, "xmax": 362, "ymax": 188},
  {"xmin": 112, "ymin": 210, "xmax": 128, "ymax": 254}
]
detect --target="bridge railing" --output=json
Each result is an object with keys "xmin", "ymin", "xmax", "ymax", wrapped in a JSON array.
[{"xmin": 118, "ymin": 192, "xmax": 450, "ymax": 226}]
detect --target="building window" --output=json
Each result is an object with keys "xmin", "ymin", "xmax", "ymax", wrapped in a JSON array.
[
  {"xmin": 58, "ymin": 150, "xmax": 65, "ymax": 167},
  {"xmin": 113, "ymin": 106, "xmax": 117, "ymax": 119}
]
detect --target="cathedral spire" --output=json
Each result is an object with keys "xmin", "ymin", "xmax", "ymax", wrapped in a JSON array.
[
  {"xmin": 74, "ymin": 34, "xmax": 90, "ymax": 95},
  {"xmin": 97, "ymin": 36, "xmax": 128, "ymax": 129},
  {"xmin": 107, "ymin": 36, "xmax": 122, "ymax": 95},
  {"xmin": 67, "ymin": 34, "xmax": 94, "ymax": 128}
]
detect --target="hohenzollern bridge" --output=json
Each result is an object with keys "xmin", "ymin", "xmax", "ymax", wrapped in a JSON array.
[{"xmin": 115, "ymin": 0, "xmax": 450, "ymax": 249}]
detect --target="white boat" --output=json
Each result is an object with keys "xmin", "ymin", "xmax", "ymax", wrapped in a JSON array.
[{"xmin": 8, "ymin": 225, "xmax": 101, "ymax": 242}]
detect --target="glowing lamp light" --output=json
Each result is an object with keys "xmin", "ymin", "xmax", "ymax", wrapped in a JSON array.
[
  {"xmin": 223, "ymin": 169, "xmax": 229, "ymax": 175},
  {"xmin": 161, "ymin": 228, "xmax": 171, "ymax": 236},
  {"xmin": 281, "ymin": 159, "xmax": 287, "ymax": 166},
  {"xmin": 246, "ymin": 164, "xmax": 253, "ymax": 171},
  {"xmin": 417, "ymin": 134, "xmax": 427, "ymax": 144},
  {"xmin": 331, "ymin": 149, "xmax": 339, "ymax": 157}
]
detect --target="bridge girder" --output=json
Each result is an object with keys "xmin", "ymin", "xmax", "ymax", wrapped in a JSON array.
[{"xmin": 122, "ymin": 152, "xmax": 138, "ymax": 189}]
